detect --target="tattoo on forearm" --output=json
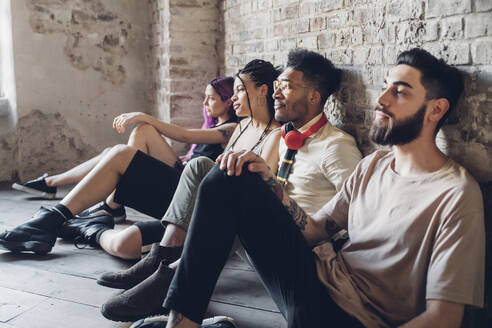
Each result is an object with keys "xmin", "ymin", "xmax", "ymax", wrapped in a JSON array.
[
  {"xmin": 287, "ymin": 200, "xmax": 308, "ymax": 230},
  {"xmin": 265, "ymin": 177, "xmax": 307, "ymax": 230},
  {"xmin": 218, "ymin": 126, "xmax": 235, "ymax": 142},
  {"xmin": 169, "ymin": 311, "xmax": 184, "ymax": 327},
  {"xmin": 325, "ymin": 219, "xmax": 342, "ymax": 237},
  {"xmin": 265, "ymin": 176, "xmax": 283, "ymax": 200}
]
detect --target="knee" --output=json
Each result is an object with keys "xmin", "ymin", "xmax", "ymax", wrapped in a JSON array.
[
  {"xmin": 183, "ymin": 157, "xmax": 215, "ymax": 179},
  {"xmin": 109, "ymin": 144, "xmax": 136, "ymax": 158},
  {"xmin": 198, "ymin": 165, "xmax": 239, "ymax": 197},
  {"xmin": 106, "ymin": 144, "xmax": 137, "ymax": 169},
  {"xmin": 201, "ymin": 165, "xmax": 263, "ymax": 195},
  {"xmin": 107, "ymin": 234, "xmax": 140, "ymax": 259},
  {"xmin": 130, "ymin": 123, "xmax": 157, "ymax": 140}
]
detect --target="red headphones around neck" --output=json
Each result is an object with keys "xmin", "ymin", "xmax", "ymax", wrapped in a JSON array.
[{"xmin": 281, "ymin": 114, "xmax": 328, "ymax": 150}]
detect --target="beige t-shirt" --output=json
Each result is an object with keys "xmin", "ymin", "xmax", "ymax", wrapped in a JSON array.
[
  {"xmin": 278, "ymin": 113, "xmax": 362, "ymax": 216},
  {"xmin": 314, "ymin": 150, "xmax": 485, "ymax": 327}
]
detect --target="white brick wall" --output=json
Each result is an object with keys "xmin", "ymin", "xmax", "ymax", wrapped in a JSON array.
[{"xmin": 221, "ymin": 0, "xmax": 492, "ymax": 183}]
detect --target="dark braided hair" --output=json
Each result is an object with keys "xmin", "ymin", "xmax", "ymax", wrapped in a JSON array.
[{"xmin": 236, "ymin": 59, "xmax": 280, "ymax": 118}]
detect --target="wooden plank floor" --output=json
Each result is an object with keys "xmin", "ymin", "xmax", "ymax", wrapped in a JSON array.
[{"xmin": 0, "ymin": 183, "xmax": 286, "ymax": 328}]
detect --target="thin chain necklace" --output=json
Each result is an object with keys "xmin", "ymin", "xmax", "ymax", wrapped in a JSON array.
[{"xmin": 226, "ymin": 117, "xmax": 274, "ymax": 152}]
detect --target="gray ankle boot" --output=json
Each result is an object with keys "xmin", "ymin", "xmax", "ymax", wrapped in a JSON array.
[
  {"xmin": 101, "ymin": 260, "xmax": 174, "ymax": 322},
  {"xmin": 97, "ymin": 243, "xmax": 182, "ymax": 289}
]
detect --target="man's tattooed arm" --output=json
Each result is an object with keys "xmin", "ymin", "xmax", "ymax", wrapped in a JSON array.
[
  {"xmin": 264, "ymin": 176, "xmax": 310, "ymax": 231},
  {"xmin": 287, "ymin": 199, "xmax": 308, "ymax": 230}
]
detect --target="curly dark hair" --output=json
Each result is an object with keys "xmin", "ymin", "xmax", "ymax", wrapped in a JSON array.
[{"xmin": 286, "ymin": 48, "xmax": 342, "ymax": 107}]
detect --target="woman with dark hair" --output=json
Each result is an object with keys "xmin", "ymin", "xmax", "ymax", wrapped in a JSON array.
[
  {"xmin": 99, "ymin": 59, "xmax": 283, "ymax": 322},
  {"xmin": 12, "ymin": 77, "xmax": 238, "ymax": 205}
]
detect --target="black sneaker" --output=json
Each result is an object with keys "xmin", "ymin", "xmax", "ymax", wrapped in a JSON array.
[
  {"xmin": 0, "ymin": 206, "xmax": 65, "ymax": 254},
  {"xmin": 12, "ymin": 173, "xmax": 57, "ymax": 199},
  {"xmin": 77, "ymin": 201, "xmax": 126, "ymax": 223},
  {"xmin": 59, "ymin": 215, "xmax": 114, "ymax": 248},
  {"xmin": 130, "ymin": 315, "xmax": 237, "ymax": 328}
]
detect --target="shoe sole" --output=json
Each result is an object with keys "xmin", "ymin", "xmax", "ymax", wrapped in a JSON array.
[
  {"xmin": 100, "ymin": 304, "xmax": 168, "ymax": 322},
  {"xmin": 0, "ymin": 238, "xmax": 52, "ymax": 255},
  {"xmin": 12, "ymin": 183, "xmax": 56, "ymax": 199},
  {"xmin": 202, "ymin": 316, "xmax": 236, "ymax": 326},
  {"xmin": 76, "ymin": 213, "xmax": 126, "ymax": 224},
  {"xmin": 129, "ymin": 315, "xmax": 236, "ymax": 328},
  {"xmin": 96, "ymin": 278, "xmax": 132, "ymax": 290}
]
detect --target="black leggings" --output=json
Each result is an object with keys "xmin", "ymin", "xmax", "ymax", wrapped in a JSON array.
[{"xmin": 163, "ymin": 166, "xmax": 363, "ymax": 328}]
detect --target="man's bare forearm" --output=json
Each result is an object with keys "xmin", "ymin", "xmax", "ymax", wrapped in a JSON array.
[{"xmin": 398, "ymin": 300, "xmax": 463, "ymax": 328}]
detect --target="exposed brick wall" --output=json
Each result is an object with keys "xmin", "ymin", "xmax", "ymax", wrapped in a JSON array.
[
  {"xmin": 221, "ymin": 0, "xmax": 492, "ymax": 183},
  {"xmin": 149, "ymin": 0, "xmax": 222, "ymax": 154}
]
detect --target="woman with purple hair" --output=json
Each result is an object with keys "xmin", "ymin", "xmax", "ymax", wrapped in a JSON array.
[{"xmin": 13, "ymin": 77, "xmax": 237, "ymax": 201}]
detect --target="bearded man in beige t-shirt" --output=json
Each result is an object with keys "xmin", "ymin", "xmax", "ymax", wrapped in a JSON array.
[
  {"xmin": 311, "ymin": 48, "xmax": 485, "ymax": 327},
  {"xmin": 159, "ymin": 48, "xmax": 484, "ymax": 328}
]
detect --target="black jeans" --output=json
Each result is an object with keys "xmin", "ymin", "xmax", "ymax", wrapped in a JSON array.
[{"xmin": 163, "ymin": 166, "xmax": 363, "ymax": 328}]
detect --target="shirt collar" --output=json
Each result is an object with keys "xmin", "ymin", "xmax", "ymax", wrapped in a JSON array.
[{"xmin": 297, "ymin": 112, "xmax": 325, "ymax": 134}]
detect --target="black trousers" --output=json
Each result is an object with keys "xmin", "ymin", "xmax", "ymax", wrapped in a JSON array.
[{"xmin": 163, "ymin": 166, "xmax": 363, "ymax": 328}]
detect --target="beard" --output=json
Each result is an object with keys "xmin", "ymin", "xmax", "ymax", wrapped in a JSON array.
[{"xmin": 369, "ymin": 103, "xmax": 427, "ymax": 146}]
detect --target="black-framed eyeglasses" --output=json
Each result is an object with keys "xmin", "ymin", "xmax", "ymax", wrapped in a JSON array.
[{"xmin": 273, "ymin": 80, "xmax": 311, "ymax": 94}]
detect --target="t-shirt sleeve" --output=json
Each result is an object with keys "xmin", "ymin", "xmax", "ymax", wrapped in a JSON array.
[
  {"xmin": 320, "ymin": 138, "xmax": 362, "ymax": 193},
  {"xmin": 313, "ymin": 159, "xmax": 361, "ymax": 229},
  {"xmin": 426, "ymin": 183, "xmax": 485, "ymax": 308}
]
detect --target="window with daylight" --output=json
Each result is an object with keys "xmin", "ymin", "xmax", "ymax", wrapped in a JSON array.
[{"xmin": 0, "ymin": 0, "xmax": 16, "ymax": 118}]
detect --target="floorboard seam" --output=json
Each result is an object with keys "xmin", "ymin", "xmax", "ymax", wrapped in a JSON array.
[
  {"xmin": 0, "ymin": 284, "xmax": 102, "ymax": 309},
  {"xmin": 209, "ymin": 299, "xmax": 280, "ymax": 314}
]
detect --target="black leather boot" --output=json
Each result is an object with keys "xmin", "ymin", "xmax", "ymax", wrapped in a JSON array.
[
  {"xmin": 0, "ymin": 206, "xmax": 65, "ymax": 254},
  {"xmin": 59, "ymin": 215, "xmax": 115, "ymax": 248},
  {"xmin": 97, "ymin": 243, "xmax": 182, "ymax": 289},
  {"xmin": 101, "ymin": 260, "xmax": 175, "ymax": 322}
]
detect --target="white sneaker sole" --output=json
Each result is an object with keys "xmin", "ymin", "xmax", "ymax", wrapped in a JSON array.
[
  {"xmin": 12, "ymin": 183, "xmax": 56, "ymax": 199},
  {"xmin": 129, "ymin": 315, "xmax": 236, "ymax": 328},
  {"xmin": 203, "ymin": 316, "xmax": 236, "ymax": 326}
]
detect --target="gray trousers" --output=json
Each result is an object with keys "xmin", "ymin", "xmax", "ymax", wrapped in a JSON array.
[{"xmin": 162, "ymin": 156, "xmax": 216, "ymax": 230}]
